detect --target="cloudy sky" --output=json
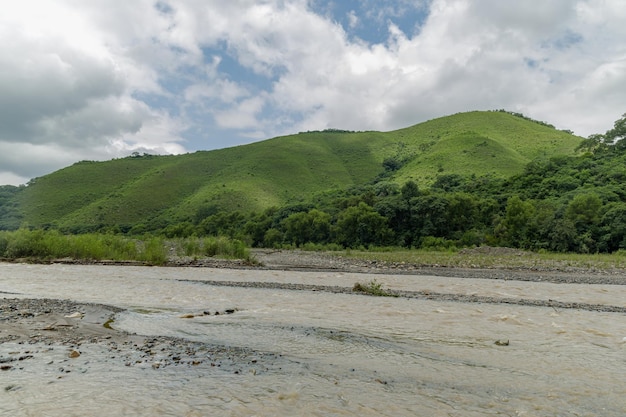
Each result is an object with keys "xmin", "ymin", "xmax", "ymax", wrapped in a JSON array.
[{"xmin": 1, "ymin": 0, "xmax": 625, "ymax": 185}]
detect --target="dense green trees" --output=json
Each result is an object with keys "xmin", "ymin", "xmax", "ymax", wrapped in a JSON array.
[
  {"xmin": 283, "ymin": 209, "xmax": 332, "ymax": 246},
  {"xmin": 0, "ymin": 185, "xmax": 23, "ymax": 230},
  {"xmin": 335, "ymin": 202, "xmax": 392, "ymax": 247}
]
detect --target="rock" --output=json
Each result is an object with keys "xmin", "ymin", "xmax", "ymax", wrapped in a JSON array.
[
  {"xmin": 179, "ymin": 314, "xmax": 195, "ymax": 319},
  {"xmin": 68, "ymin": 349, "xmax": 81, "ymax": 358},
  {"xmin": 494, "ymin": 339, "xmax": 510, "ymax": 346}
]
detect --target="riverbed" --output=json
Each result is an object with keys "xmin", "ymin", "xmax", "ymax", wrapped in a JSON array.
[{"xmin": 2, "ymin": 262, "xmax": 626, "ymax": 416}]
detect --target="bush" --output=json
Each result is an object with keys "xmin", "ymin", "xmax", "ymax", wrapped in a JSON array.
[
  {"xmin": 352, "ymin": 279, "xmax": 396, "ymax": 297},
  {"xmin": 419, "ymin": 236, "xmax": 457, "ymax": 251},
  {"xmin": 138, "ymin": 237, "xmax": 167, "ymax": 265}
]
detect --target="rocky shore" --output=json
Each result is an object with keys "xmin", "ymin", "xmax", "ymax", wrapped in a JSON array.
[{"xmin": 0, "ymin": 298, "xmax": 284, "ymax": 376}]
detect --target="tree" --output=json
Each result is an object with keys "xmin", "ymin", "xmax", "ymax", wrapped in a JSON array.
[
  {"xmin": 282, "ymin": 209, "xmax": 331, "ymax": 246},
  {"xmin": 446, "ymin": 193, "xmax": 479, "ymax": 238},
  {"xmin": 243, "ymin": 209, "xmax": 275, "ymax": 247},
  {"xmin": 334, "ymin": 202, "xmax": 392, "ymax": 247},
  {"xmin": 263, "ymin": 228, "xmax": 283, "ymax": 248},
  {"xmin": 547, "ymin": 218, "xmax": 577, "ymax": 252},
  {"xmin": 382, "ymin": 157, "xmax": 402, "ymax": 172},
  {"xmin": 400, "ymin": 180, "xmax": 419, "ymax": 201},
  {"xmin": 410, "ymin": 194, "xmax": 450, "ymax": 240},
  {"xmin": 432, "ymin": 174, "xmax": 464, "ymax": 192},
  {"xmin": 599, "ymin": 203, "xmax": 626, "ymax": 252},
  {"xmin": 498, "ymin": 196, "xmax": 535, "ymax": 247},
  {"xmin": 199, "ymin": 211, "xmax": 246, "ymax": 238},
  {"xmin": 604, "ymin": 113, "xmax": 626, "ymax": 145},
  {"xmin": 565, "ymin": 193, "xmax": 602, "ymax": 229}
]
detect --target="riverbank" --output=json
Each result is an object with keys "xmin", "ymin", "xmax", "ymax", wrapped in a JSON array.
[
  {"xmin": 250, "ymin": 248, "xmax": 626, "ymax": 285},
  {"xmin": 0, "ymin": 297, "xmax": 283, "ymax": 377},
  {"xmin": 8, "ymin": 247, "xmax": 626, "ymax": 285}
]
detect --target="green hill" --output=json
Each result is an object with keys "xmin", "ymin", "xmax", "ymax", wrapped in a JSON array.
[{"xmin": 6, "ymin": 111, "xmax": 582, "ymax": 230}]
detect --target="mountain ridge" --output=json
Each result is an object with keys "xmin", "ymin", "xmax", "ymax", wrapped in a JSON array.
[{"xmin": 5, "ymin": 110, "xmax": 583, "ymax": 230}]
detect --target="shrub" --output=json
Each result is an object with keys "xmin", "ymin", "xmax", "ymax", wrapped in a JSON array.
[
  {"xmin": 138, "ymin": 237, "xmax": 167, "ymax": 265},
  {"xmin": 352, "ymin": 279, "xmax": 396, "ymax": 297},
  {"xmin": 420, "ymin": 236, "xmax": 457, "ymax": 251}
]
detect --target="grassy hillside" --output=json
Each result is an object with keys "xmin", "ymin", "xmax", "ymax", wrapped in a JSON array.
[
  {"xmin": 8, "ymin": 111, "xmax": 583, "ymax": 230},
  {"xmin": 391, "ymin": 111, "xmax": 580, "ymax": 183}
]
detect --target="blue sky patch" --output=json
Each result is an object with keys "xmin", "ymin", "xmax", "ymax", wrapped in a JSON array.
[{"xmin": 309, "ymin": 0, "xmax": 431, "ymax": 44}]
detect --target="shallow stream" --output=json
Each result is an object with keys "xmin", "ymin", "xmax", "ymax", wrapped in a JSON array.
[{"xmin": 1, "ymin": 263, "xmax": 626, "ymax": 416}]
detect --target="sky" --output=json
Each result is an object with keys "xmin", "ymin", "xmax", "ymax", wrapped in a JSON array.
[{"xmin": 1, "ymin": 0, "xmax": 625, "ymax": 186}]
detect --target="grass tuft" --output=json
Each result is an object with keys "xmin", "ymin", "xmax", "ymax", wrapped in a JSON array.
[{"xmin": 353, "ymin": 279, "xmax": 396, "ymax": 297}]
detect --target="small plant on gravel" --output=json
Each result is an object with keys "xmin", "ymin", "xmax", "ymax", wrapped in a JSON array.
[{"xmin": 353, "ymin": 279, "xmax": 396, "ymax": 297}]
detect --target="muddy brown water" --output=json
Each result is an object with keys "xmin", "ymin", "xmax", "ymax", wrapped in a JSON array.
[{"xmin": 1, "ymin": 263, "xmax": 626, "ymax": 416}]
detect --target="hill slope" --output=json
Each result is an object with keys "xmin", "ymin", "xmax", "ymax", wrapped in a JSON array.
[{"xmin": 8, "ymin": 111, "xmax": 582, "ymax": 230}]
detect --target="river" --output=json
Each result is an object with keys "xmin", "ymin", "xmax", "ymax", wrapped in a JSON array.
[{"xmin": 1, "ymin": 263, "xmax": 626, "ymax": 416}]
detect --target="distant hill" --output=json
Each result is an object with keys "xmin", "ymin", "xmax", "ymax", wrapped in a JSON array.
[{"xmin": 4, "ymin": 111, "xmax": 582, "ymax": 230}]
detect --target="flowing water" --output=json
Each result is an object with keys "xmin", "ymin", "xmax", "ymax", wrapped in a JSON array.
[{"xmin": 2, "ymin": 263, "xmax": 626, "ymax": 416}]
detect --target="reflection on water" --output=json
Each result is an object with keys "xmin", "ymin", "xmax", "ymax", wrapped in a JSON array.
[{"xmin": 2, "ymin": 263, "xmax": 626, "ymax": 416}]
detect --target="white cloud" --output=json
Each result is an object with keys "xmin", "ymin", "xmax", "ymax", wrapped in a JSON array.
[
  {"xmin": 249, "ymin": 0, "xmax": 626, "ymax": 136},
  {"xmin": 1, "ymin": 0, "xmax": 626, "ymax": 186},
  {"xmin": 0, "ymin": 172, "xmax": 29, "ymax": 187},
  {"xmin": 0, "ymin": 0, "xmax": 190, "ymax": 185},
  {"xmin": 184, "ymin": 78, "xmax": 250, "ymax": 105},
  {"xmin": 215, "ymin": 96, "xmax": 266, "ymax": 129},
  {"xmin": 347, "ymin": 10, "xmax": 359, "ymax": 29},
  {"xmin": 105, "ymin": 109, "xmax": 188, "ymax": 156},
  {"xmin": 0, "ymin": 141, "xmax": 97, "ymax": 180}
]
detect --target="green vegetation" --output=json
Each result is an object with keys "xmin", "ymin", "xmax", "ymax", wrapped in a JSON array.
[
  {"xmin": 176, "ymin": 236, "xmax": 252, "ymax": 261},
  {"xmin": 1, "ymin": 111, "xmax": 580, "ymax": 232},
  {"xmin": 352, "ymin": 279, "xmax": 396, "ymax": 297},
  {"xmin": 9, "ymin": 110, "xmax": 626, "ymax": 258},
  {"xmin": 339, "ymin": 248, "xmax": 626, "ymax": 270},
  {"xmin": 0, "ymin": 185, "xmax": 22, "ymax": 230},
  {"xmin": 0, "ymin": 229, "xmax": 253, "ymax": 265}
]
